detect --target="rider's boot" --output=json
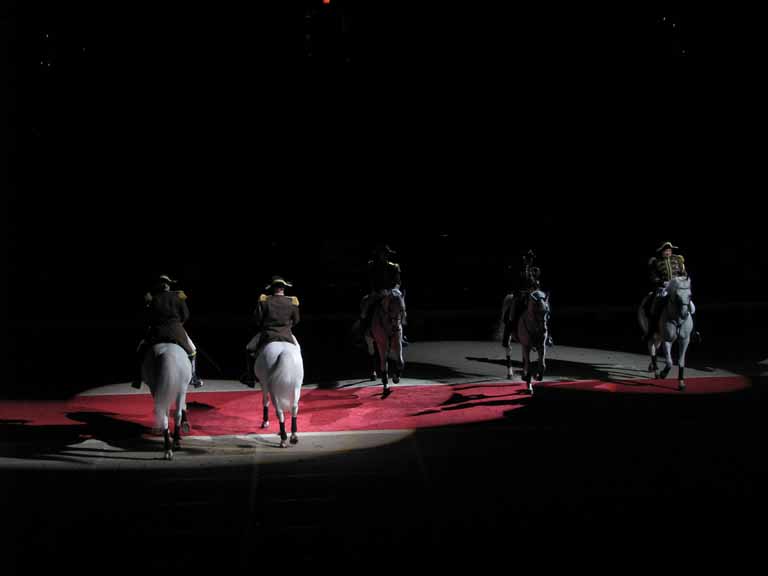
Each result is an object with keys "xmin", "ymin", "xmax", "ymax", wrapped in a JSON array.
[
  {"xmin": 131, "ymin": 344, "xmax": 145, "ymax": 389},
  {"xmin": 241, "ymin": 352, "xmax": 259, "ymax": 387},
  {"xmin": 189, "ymin": 354, "xmax": 204, "ymax": 388}
]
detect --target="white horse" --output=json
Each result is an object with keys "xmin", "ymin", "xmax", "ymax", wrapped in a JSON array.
[
  {"xmin": 141, "ymin": 342, "xmax": 191, "ymax": 460},
  {"xmin": 366, "ymin": 290, "xmax": 405, "ymax": 397},
  {"xmin": 638, "ymin": 276, "xmax": 694, "ymax": 391},
  {"xmin": 502, "ymin": 290, "xmax": 550, "ymax": 393},
  {"xmin": 254, "ymin": 339, "xmax": 304, "ymax": 448}
]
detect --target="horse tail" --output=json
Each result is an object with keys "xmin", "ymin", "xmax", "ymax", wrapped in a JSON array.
[
  {"xmin": 268, "ymin": 343, "xmax": 304, "ymax": 413},
  {"xmin": 151, "ymin": 344, "xmax": 190, "ymax": 429},
  {"xmin": 638, "ymin": 295, "xmax": 651, "ymax": 334}
]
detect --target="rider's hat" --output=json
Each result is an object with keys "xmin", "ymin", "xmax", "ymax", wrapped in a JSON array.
[
  {"xmin": 265, "ymin": 275, "xmax": 293, "ymax": 291},
  {"xmin": 157, "ymin": 274, "xmax": 177, "ymax": 285},
  {"xmin": 656, "ymin": 241, "xmax": 678, "ymax": 253},
  {"xmin": 372, "ymin": 242, "xmax": 396, "ymax": 256}
]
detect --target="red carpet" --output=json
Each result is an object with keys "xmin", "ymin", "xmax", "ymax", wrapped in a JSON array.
[{"xmin": 0, "ymin": 376, "xmax": 750, "ymax": 436}]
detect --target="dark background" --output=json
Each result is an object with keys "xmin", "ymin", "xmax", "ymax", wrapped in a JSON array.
[
  {"xmin": 2, "ymin": 7, "xmax": 765, "ymax": 572},
  {"xmin": 5, "ymin": 2, "xmax": 766, "ymax": 397}
]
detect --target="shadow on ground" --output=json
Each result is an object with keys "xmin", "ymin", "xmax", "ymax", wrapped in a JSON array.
[{"xmin": 0, "ymin": 412, "xmax": 207, "ymax": 462}]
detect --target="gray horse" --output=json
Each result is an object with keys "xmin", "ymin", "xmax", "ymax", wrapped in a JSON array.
[
  {"xmin": 502, "ymin": 290, "xmax": 550, "ymax": 393},
  {"xmin": 365, "ymin": 289, "xmax": 405, "ymax": 397},
  {"xmin": 141, "ymin": 342, "xmax": 191, "ymax": 460},
  {"xmin": 637, "ymin": 276, "xmax": 694, "ymax": 391},
  {"xmin": 254, "ymin": 339, "xmax": 304, "ymax": 448}
]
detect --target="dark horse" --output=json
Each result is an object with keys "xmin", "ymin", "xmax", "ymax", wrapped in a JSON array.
[
  {"xmin": 501, "ymin": 289, "xmax": 550, "ymax": 394},
  {"xmin": 365, "ymin": 290, "xmax": 405, "ymax": 397}
]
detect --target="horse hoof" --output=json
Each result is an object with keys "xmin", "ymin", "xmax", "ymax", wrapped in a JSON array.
[
  {"xmin": 535, "ymin": 373, "xmax": 543, "ymax": 381},
  {"xmin": 261, "ymin": 421, "xmax": 269, "ymax": 429},
  {"xmin": 181, "ymin": 421, "xmax": 190, "ymax": 434},
  {"xmin": 382, "ymin": 388, "xmax": 392, "ymax": 399},
  {"xmin": 164, "ymin": 450, "xmax": 173, "ymax": 461},
  {"xmin": 173, "ymin": 438, "xmax": 181, "ymax": 450},
  {"xmin": 370, "ymin": 373, "xmax": 377, "ymax": 381},
  {"xmin": 393, "ymin": 375, "xmax": 400, "ymax": 384},
  {"xmin": 279, "ymin": 439, "xmax": 288, "ymax": 448},
  {"xmin": 290, "ymin": 434, "xmax": 298, "ymax": 445},
  {"xmin": 647, "ymin": 363, "xmax": 655, "ymax": 372},
  {"xmin": 678, "ymin": 381, "xmax": 686, "ymax": 391}
]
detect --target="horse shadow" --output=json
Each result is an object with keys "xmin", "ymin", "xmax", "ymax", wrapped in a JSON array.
[
  {"xmin": 235, "ymin": 434, "xmax": 289, "ymax": 450},
  {"xmin": 0, "ymin": 411, "xmax": 207, "ymax": 463},
  {"xmin": 464, "ymin": 355, "xmax": 677, "ymax": 391},
  {"xmin": 0, "ymin": 418, "xmax": 86, "ymax": 461},
  {"xmin": 316, "ymin": 361, "xmax": 486, "ymax": 389},
  {"xmin": 412, "ymin": 387, "xmax": 532, "ymax": 417}
]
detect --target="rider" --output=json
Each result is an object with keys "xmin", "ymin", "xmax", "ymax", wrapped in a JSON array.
[
  {"xmin": 645, "ymin": 241, "xmax": 696, "ymax": 341},
  {"xmin": 243, "ymin": 275, "xmax": 300, "ymax": 387},
  {"xmin": 360, "ymin": 243, "xmax": 407, "ymax": 342},
  {"xmin": 503, "ymin": 249, "xmax": 550, "ymax": 346},
  {"xmin": 132, "ymin": 274, "xmax": 203, "ymax": 389}
]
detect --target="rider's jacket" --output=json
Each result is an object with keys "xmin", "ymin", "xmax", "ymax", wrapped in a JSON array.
[
  {"xmin": 648, "ymin": 254, "xmax": 686, "ymax": 286},
  {"xmin": 368, "ymin": 259, "xmax": 401, "ymax": 292},
  {"xmin": 143, "ymin": 289, "xmax": 194, "ymax": 355},
  {"xmin": 254, "ymin": 293, "xmax": 300, "ymax": 345}
]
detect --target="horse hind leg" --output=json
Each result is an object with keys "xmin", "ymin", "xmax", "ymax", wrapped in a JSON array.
[
  {"xmin": 390, "ymin": 341, "xmax": 403, "ymax": 384},
  {"xmin": 163, "ymin": 428, "xmax": 173, "ymax": 461},
  {"xmin": 521, "ymin": 346, "xmax": 532, "ymax": 386},
  {"xmin": 381, "ymin": 362, "xmax": 391, "ymax": 397},
  {"xmin": 389, "ymin": 350, "xmax": 401, "ymax": 384},
  {"xmin": 172, "ymin": 423, "xmax": 181, "ymax": 450},
  {"xmin": 290, "ymin": 414, "xmax": 298, "ymax": 445},
  {"xmin": 651, "ymin": 355, "xmax": 660, "ymax": 378},
  {"xmin": 171, "ymin": 410, "xmax": 182, "ymax": 451},
  {"xmin": 277, "ymin": 411, "xmax": 288, "ymax": 448},
  {"xmin": 647, "ymin": 340, "xmax": 660, "ymax": 377},
  {"xmin": 369, "ymin": 351, "xmax": 378, "ymax": 381},
  {"xmin": 378, "ymin": 345, "xmax": 389, "ymax": 389},
  {"xmin": 171, "ymin": 397, "xmax": 184, "ymax": 450},
  {"xmin": 366, "ymin": 335, "xmax": 378, "ymax": 380},
  {"xmin": 659, "ymin": 341, "xmax": 673, "ymax": 379},
  {"xmin": 677, "ymin": 338, "xmax": 689, "ymax": 391},
  {"xmin": 261, "ymin": 394, "xmax": 270, "ymax": 428}
]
